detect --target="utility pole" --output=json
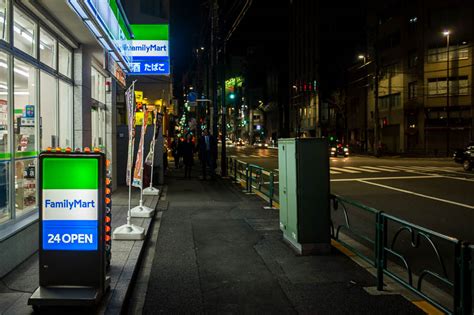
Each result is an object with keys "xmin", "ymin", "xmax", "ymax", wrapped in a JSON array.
[
  {"xmin": 373, "ymin": 20, "xmax": 381, "ymax": 157},
  {"xmin": 220, "ymin": 44, "xmax": 227, "ymax": 176},
  {"xmin": 211, "ymin": 0, "xmax": 218, "ymax": 141},
  {"xmin": 445, "ymin": 31, "xmax": 450, "ymax": 156}
]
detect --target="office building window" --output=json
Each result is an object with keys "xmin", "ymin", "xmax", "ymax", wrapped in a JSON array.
[
  {"xmin": 427, "ymin": 46, "xmax": 469, "ymax": 63},
  {"xmin": 0, "ymin": 0, "xmax": 8, "ymax": 42},
  {"xmin": 13, "ymin": 58, "xmax": 37, "ymax": 218},
  {"xmin": 408, "ymin": 81, "xmax": 417, "ymax": 99},
  {"xmin": 408, "ymin": 51, "xmax": 418, "ymax": 67},
  {"xmin": 13, "ymin": 6, "xmax": 36, "ymax": 57},
  {"xmin": 427, "ymin": 76, "xmax": 468, "ymax": 96},
  {"xmin": 58, "ymin": 43, "xmax": 72, "ymax": 78},
  {"xmin": 39, "ymin": 28, "xmax": 56, "ymax": 69},
  {"xmin": 0, "ymin": 51, "xmax": 10, "ymax": 223},
  {"xmin": 379, "ymin": 93, "xmax": 401, "ymax": 109}
]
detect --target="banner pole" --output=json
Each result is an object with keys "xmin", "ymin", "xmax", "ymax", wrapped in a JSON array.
[
  {"xmin": 113, "ymin": 80, "xmax": 146, "ymax": 240},
  {"xmin": 144, "ymin": 109, "xmax": 159, "ymax": 195},
  {"xmin": 131, "ymin": 106, "xmax": 154, "ymax": 217}
]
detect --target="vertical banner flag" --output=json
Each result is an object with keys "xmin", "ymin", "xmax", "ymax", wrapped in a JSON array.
[
  {"xmin": 145, "ymin": 109, "xmax": 158, "ymax": 166},
  {"xmin": 126, "ymin": 83, "xmax": 136, "ymax": 186},
  {"xmin": 133, "ymin": 109, "xmax": 149, "ymax": 188},
  {"xmin": 42, "ymin": 157, "xmax": 99, "ymax": 251}
]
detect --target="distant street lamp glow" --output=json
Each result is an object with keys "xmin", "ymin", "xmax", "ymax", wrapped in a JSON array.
[{"xmin": 443, "ymin": 30, "xmax": 450, "ymax": 36}]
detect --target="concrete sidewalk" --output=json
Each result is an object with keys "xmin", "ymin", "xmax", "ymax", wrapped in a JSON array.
[
  {"xmin": 0, "ymin": 186, "xmax": 160, "ymax": 315},
  {"xmin": 142, "ymin": 168, "xmax": 423, "ymax": 314}
]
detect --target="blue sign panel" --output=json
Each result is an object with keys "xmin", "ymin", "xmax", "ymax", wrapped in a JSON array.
[
  {"xmin": 43, "ymin": 220, "xmax": 98, "ymax": 251},
  {"xmin": 129, "ymin": 57, "xmax": 170, "ymax": 75}
]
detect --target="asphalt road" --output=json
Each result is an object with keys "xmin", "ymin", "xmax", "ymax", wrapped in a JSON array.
[{"xmin": 225, "ymin": 145, "xmax": 474, "ymax": 243}]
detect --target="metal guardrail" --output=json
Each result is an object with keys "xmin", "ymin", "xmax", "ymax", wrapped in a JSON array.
[
  {"xmin": 227, "ymin": 157, "xmax": 278, "ymax": 209},
  {"xmin": 226, "ymin": 157, "xmax": 472, "ymax": 314},
  {"xmin": 331, "ymin": 194, "xmax": 473, "ymax": 315}
]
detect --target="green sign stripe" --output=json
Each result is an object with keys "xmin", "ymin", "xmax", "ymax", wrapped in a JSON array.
[
  {"xmin": 15, "ymin": 151, "xmax": 38, "ymax": 158},
  {"xmin": 42, "ymin": 157, "xmax": 98, "ymax": 190},
  {"xmin": 0, "ymin": 152, "xmax": 38, "ymax": 160},
  {"xmin": 130, "ymin": 24, "xmax": 168, "ymax": 40},
  {"xmin": 0, "ymin": 153, "xmax": 11, "ymax": 160}
]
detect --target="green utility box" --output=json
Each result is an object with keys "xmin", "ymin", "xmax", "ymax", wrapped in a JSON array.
[{"xmin": 278, "ymin": 138, "xmax": 330, "ymax": 255}]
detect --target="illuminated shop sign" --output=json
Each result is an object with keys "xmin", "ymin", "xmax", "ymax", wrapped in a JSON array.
[{"xmin": 41, "ymin": 157, "xmax": 99, "ymax": 251}]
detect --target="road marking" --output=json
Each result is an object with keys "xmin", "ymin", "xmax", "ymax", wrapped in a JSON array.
[
  {"xmin": 331, "ymin": 175, "xmax": 441, "ymax": 182},
  {"xmin": 330, "ymin": 167, "xmax": 361, "ymax": 174},
  {"xmin": 403, "ymin": 166, "xmax": 467, "ymax": 174},
  {"xmin": 361, "ymin": 166, "xmax": 399, "ymax": 172},
  {"xmin": 344, "ymin": 166, "xmax": 380, "ymax": 173},
  {"xmin": 330, "ymin": 170, "xmax": 342, "ymax": 174},
  {"xmin": 378, "ymin": 166, "xmax": 424, "ymax": 173},
  {"xmin": 358, "ymin": 180, "xmax": 474, "ymax": 209}
]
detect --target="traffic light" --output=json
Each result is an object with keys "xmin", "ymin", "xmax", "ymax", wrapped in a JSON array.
[{"xmin": 229, "ymin": 93, "xmax": 236, "ymax": 100}]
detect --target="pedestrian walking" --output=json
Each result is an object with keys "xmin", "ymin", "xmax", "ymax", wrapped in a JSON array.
[
  {"xmin": 171, "ymin": 137, "xmax": 180, "ymax": 168},
  {"xmin": 183, "ymin": 134, "xmax": 195, "ymax": 179},
  {"xmin": 198, "ymin": 129, "xmax": 216, "ymax": 180}
]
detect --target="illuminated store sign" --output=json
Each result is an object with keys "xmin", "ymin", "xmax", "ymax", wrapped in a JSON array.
[
  {"xmin": 41, "ymin": 157, "xmax": 99, "ymax": 251},
  {"xmin": 127, "ymin": 24, "xmax": 170, "ymax": 76}
]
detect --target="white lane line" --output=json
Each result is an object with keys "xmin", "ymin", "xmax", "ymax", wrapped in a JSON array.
[
  {"xmin": 330, "ymin": 167, "xmax": 361, "ymax": 174},
  {"xmin": 403, "ymin": 166, "xmax": 467, "ymax": 174},
  {"xmin": 361, "ymin": 166, "xmax": 399, "ymax": 173},
  {"xmin": 438, "ymin": 175, "xmax": 474, "ymax": 182},
  {"xmin": 381, "ymin": 166, "xmax": 422, "ymax": 172},
  {"xmin": 344, "ymin": 166, "xmax": 379, "ymax": 173},
  {"xmin": 358, "ymin": 180, "xmax": 474, "ymax": 209},
  {"xmin": 330, "ymin": 170, "xmax": 342, "ymax": 174},
  {"xmin": 331, "ymin": 175, "xmax": 441, "ymax": 182}
]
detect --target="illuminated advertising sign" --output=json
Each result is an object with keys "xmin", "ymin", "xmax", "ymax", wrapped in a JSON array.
[
  {"xmin": 127, "ymin": 24, "xmax": 170, "ymax": 76},
  {"xmin": 41, "ymin": 157, "xmax": 99, "ymax": 251}
]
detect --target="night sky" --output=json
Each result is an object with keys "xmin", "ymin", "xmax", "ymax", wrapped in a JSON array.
[{"xmin": 169, "ymin": 0, "xmax": 201, "ymax": 91}]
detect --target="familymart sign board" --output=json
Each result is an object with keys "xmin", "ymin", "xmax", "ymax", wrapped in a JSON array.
[
  {"xmin": 41, "ymin": 154, "xmax": 104, "ymax": 251},
  {"xmin": 123, "ymin": 24, "xmax": 170, "ymax": 75}
]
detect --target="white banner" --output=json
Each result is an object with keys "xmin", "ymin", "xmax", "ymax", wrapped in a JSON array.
[{"xmin": 126, "ymin": 83, "xmax": 136, "ymax": 186}]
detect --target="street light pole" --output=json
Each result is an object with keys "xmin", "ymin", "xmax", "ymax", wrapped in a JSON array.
[{"xmin": 444, "ymin": 30, "xmax": 450, "ymax": 156}]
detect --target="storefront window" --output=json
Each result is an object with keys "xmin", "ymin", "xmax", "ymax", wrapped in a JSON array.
[
  {"xmin": 58, "ymin": 80, "xmax": 73, "ymax": 147},
  {"xmin": 0, "ymin": 51, "xmax": 10, "ymax": 223},
  {"xmin": 91, "ymin": 66, "xmax": 105, "ymax": 104},
  {"xmin": 40, "ymin": 71, "xmax": 57, "ymax": 148},
  {"xmin": 13, "ymin": 58, "xmax": 37, "ymax": 218},
  {"xmin": 0, "ymin": 0, "xmax": 8, "ymax": 42},
  {"xmin": 39, "ymin": 28, "xmax": 56, "ymax": 69},
  {"xmin": 13, "ymin": 7, "xmax": 36, "ymax": 57},
  {"xmin": 58, "ymin": 43, "xmax": 72, "ymax": 78}
]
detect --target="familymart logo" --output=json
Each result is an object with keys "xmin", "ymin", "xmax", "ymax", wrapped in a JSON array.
[
  {"xmin": 45, "ymin": 199, "xmax": 96, "ymax": 210},
  {"xmin": 121, "ymin": 40, "xmax": 169, "ymax": 57}
]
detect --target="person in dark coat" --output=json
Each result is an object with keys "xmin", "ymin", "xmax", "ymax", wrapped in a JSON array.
[
  {"xmin": 170, "ymin": 137, "xmax": 179, "ymax": 168},
  {"xmin": 183, "ymin": 134, "xmax": 195, "ymax": 179},
  {"xmin": 198, "ymin": 129, "xmax": 216, "ymax": 180}
]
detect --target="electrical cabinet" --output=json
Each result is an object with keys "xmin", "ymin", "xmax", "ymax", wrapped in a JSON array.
[{"xmin": 278, "ymin": 138, "xmax": 330, "ymax": 254}]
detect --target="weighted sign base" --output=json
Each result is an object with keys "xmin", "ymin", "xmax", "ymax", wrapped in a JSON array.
[
  {"xmin": 28, "ymin": 286, "xmax": 100, "ymax": 307},
  {"xmin": 143, "ymin": 186, "xmax": 160, "ymax": 196},
  {"xmin": 131, "ymin": 204, "xmax": 154, "ymax": 218},
  {"xmin": 113, "ymin": 224, "xmax": 145, "ymax": 240}
]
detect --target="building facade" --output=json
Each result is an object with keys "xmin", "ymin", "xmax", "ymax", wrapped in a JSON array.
[
  {"xmin": 349, "ymin": 0, "xmax": 474, "ymax": 154},
  {"xmin": 0, "ymin": 0, "xmax": 132, "ymax": 277}
]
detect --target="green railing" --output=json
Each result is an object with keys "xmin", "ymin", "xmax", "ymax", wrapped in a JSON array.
[
  {"xmin": 226, "ymin": 158, "xmax": 472, "ymax": 314},
  {"xmin": 227, "ymin": 157, "xmax": 278, "ymax": 209},
  {"xmin": 331, "ymin": 194, "xmax": 473, "ymax": 315}
]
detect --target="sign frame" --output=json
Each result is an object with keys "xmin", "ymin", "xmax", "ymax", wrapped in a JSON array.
[{"xmin": 29, "ymin": 151, "xmax": 108, "ymax": 307}]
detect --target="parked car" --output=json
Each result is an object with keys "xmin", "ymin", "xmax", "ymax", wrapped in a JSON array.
[
  {"xmin": 253, "ymin": 140, "xmax": 268, "ymax": 148},
  {"xmin": 330, "ymin": 141, "xmax": 350, "ymax": 157},
  {"xmin": 453, "ymin": 142, "xmax": 474, "ymax": 171}
]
